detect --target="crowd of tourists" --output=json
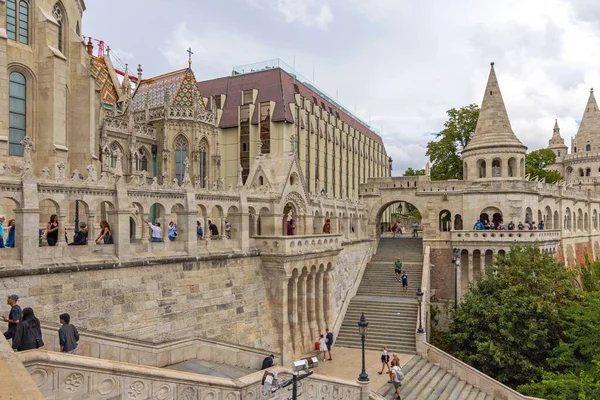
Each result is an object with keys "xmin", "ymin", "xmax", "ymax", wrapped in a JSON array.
[
  {"xmin": 3, "ymin": 295, "xmax": 79, "ymax": 354},
  {"xmin": 473, "ymin": 219, "xmax": 544, "ymax": 231},
  {"xmin": 389, "ymin": 222, "xmax": 420, "ymax": 238}
]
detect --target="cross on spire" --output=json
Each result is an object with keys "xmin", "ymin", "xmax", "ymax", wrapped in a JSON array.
[{"xmin": 187, "ymin": 48, "xmax": 194, "ymax": 68}]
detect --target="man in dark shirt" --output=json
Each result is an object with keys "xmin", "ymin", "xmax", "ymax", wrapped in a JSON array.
[
  {"xmin": 3, "ymin": 294, "xmax": 22, "ymax": 342},
  {"xmin": 58, "ymin": 313, "xmax": 79, "ymax": 354},
  {"xmin": 261, "ymin": 354, "xmax": 275, "ymax": 370},
  {"xmin": 208, "ymin": 220, "xmax": 219, "ymax": 239},
  {"xmin": 326, "ymin": 328, "xmax": 334, "ymax": 361}
]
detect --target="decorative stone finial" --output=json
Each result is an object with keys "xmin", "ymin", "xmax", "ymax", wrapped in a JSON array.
[{"xmin": 490, "ymin": 61, "xmax": 495, "ymax": 66}]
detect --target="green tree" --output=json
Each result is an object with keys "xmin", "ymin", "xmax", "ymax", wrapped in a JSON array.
[
  {"xmin": 449, "ymin": 245, "xmax": 580, "ymax": 388},
  {"xmin": 403, "ymin": 168, "xmax": 425, "ymax": 176},
  {"xmin": 426, "ymin": 104, "xmax": 480, "ymax": 181},
  {"xmin": 525, "ymin": 148, "xmax": 563, "ymax": 184}
]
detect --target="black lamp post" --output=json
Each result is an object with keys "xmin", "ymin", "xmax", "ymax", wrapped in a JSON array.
[
  {"xmin": 452, "ymin": 248, "xmax": 461, "ymax": 313},
  {"xmin": 74, "ymin": 200, "xmax": 80, "ymax": 234},
  {"xmin": 357, "ymin": 312, "xmax": 369, "ymax": 382},
  {"xmin": 416, "ymin": 287, "xmax": 424, "ymax": 334}
]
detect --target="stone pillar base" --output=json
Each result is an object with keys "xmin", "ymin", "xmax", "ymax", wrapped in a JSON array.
[{"xmin": 356, "ymin": 378, "xmax": 371, "ymax": 400}]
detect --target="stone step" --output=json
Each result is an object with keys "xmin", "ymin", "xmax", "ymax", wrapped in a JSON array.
[
  {"xmin": 447, "ymin": 380, "xmax": 467, "ymax": 400},
  {"xmin": 426, "ymin": 372, "xmax": 454, "ymax": 400},
  {"xmin": 458, "ymin": 384, "xmax": 474, "ymax": 400},
  {"xmin": 404, "ymin": 365, "xmax": 443, "ymax": 400},
  {"xmin": 438, "ymin": 376, "xmax": 460, "ymax": 400}
]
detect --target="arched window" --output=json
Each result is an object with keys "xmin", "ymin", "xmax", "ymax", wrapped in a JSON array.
[
  {"xmin": 586, "ymin": 144, "xmax": 591, "ymax": 151},
  {"xmin": 492, "ymin": 159, "xmax": 501, "ymax": 177},
  {"xmin": 199, "ymin": 139, "xmax": 208, "ymax": 188},
  {"xmin": 557, "ymin": 150, "xmax": 561, "ymax": 157},
  {"xmin": 477, "ymin": 159, "xmax": 486, "ymax": 178},
  {"xmin": 174, "ymin": 136, "xmax": 188, "ymax": 184},
  {"xmin": 508, "ymin": 157, "xmax": 516, "ymax": 177},
  {"xmin": 9, "ymin": 72, "xmax": 26, "ymax": 156},
  {"xmin": 137, "ymin": 147, "xmax": 148, "ymax": 172},
  {"xmin": 6, "ymin": 0, "xmax": 29, "ymax": 44},
  {"xmin": 108, "ymin": 142, "xmax": 121, "ymax": 168},
  {"xmin": 586, "ymin": 168, "xmax": 591, "ymax": 177},
  {"xmin": 52, "ymin": 4, "xmax": 64, "ymax": 53}
]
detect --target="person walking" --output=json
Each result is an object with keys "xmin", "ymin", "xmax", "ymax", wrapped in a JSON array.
[
  {"xmin": 0, "ymin": 214, "xmax": 5, "ymax": 248},
  {"xmin": 394, "ymin": 258, "xmax": 403, "ymax": 281},
  {"xmin": 208, "ymin": 220, "xmax": 219, "ymax": 239},
  {"xmin": 168, "ymin": 221, "xmax": 177, "ymax": 241},
  {"xmin": 392, "ymin": 223, "xmax": 398, "ymax": 238},
  {"xmin": 401, "ymin": 272, "xmax": 408, "ymax": 293},
  {"xmin": 326, "ymin": 328, "xmax": 334, "ymax": 361},
  {"xmin": 318, "ymin": 334, "xmax": 328, "ymax": 361},
  {"xmin": 3, "ymin": 294, "xmax": 22, "ymax": 343},
  {"xmin": 95, "ymin": 221, "xmax": 113, "ymax": 244},
  {"xmin": 46, "ymin": 214, "xmax": 59, "ymax": 246},
  {"xmin": 412, "ymin": 222, "xmax": 418, "ymax": 237},
  {"xmin": 196, "ymin": 221, "xmax": 204, "ymax": 240},
  {"xmin": 58, "ymin": 313, "xmax": 79, "ymax": 354},
  {"xmin": 391, "ymin": 363, "xmax": 405, "ymax": 400},
  {"xmin": 12, "ymin": 307, "xmax": 44, "ymax": 352},
  {"xmin": 145, "ymin": 220, "xmax": 162, "ymax": 242},
  {"xmin": 378, "ymin": 345, "xmax": 391, "ymax": 375},
  {"xmin": 69, "ymin": 222, "xmax": 88, "ymax": 245},
  {"xmin": 261, "ymin": 354, "xmax": 275, "ymax": 370},
  {"xmin": 225, "ymin": 220, "xmax": 231, "ymax": 239},
  {"xmin": 5, "ymin": 219, "xmax": 15, "ymax": 248}
]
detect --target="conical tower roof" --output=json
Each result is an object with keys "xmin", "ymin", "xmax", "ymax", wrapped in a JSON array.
[
  {"xmin": 463, "ymin": 62, "xmax": 526, "ymax": 153},
  {"xmin": 548, "ymin": 119, "xmax": 567, "ymax": 149},
  {"xmin": 575, "ymin": 89, "xmax": 600, "ymax": 138}
]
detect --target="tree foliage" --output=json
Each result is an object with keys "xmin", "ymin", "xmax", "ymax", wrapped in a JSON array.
[
  {"xmin": 448, "ymin": 246, "xmax": 580, "ymax": 388},
  {"xmin": 525, "ymin": 148, "xmax": 563, "ymax": 184},
  {"xmin": 403, "ymin": 168, "xmax": 425, "ymax": 176},
  {"xmin": 426, "ymin": 104, "xmax": 480, "ymax": 181}
]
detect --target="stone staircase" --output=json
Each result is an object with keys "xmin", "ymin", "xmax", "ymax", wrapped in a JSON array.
[
  {"xmin": 377, "ymin": 356, "xmax": 496, "ymax": 400},
  {"xmin": 335, "ymin": 238, "xmax": 423, "ymax": 354}
]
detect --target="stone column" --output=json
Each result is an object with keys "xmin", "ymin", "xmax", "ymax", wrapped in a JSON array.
[
  {"xmin": 108, "ymin": 210, "xmax": 130, "ymax": 259},
  {"xmin": 228, "ymin": 212, "xmax": 248, "ymax": 251},
  {"xmin": 467, "ymin": 251, "xmax": 474, "ymax": 283},
  {"xmin": 480, "ymin": 251, "xmax": 486, "ymax": 277},
  {"xmin": 315, "ymin": 269, "xmax": 325, "ymax": 335},
  {"xmin": 140, "ymin": 213, "xmax": 149, "ymax": 241},
  {"xmin": 56, "ymin": 212, "xmax": 67, "ymax": 246},
  {"xmin": 15, "ymin": 208, "xmax": 40, "ymax": 267},
  {"xmin": 288, "ymin": 275, "xmax": 299, "ymax": 356},
  {"xmin": 87, "ymin": 213, "xmax": 96, "ymax": 243},
  {"xmin": 161, "ymin": 213, "xmax": 171, "ymax": 241},
  {"xmin": 305, "ymin": 214, "xmax": 315, "ymax": 234},
  {"xmin": 298, "ymin": 271, "xmax": 309, "ymax": 354},
  {"xmin": 324, "ymin": 268, "xmax": 332, "ymax": 328},
  {"xmin": 356, "ymin": 379, "xmax": 371, "ymax": 400},
  {"xmin": 307, "ymin": 270, "xmax": 318, "ymax": 340},
  {"xmin": 179, "ymin": 211, "xmax": 196, "ymax": 254}
]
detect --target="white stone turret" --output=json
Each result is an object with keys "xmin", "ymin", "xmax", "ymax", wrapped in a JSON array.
[
  {"xmin": 462, "ymin": 62, "xmax": 527, "ymax": 181},
  {"xmin": 571, "ymin": 88, "xmax": 600, "ymax": 154}
]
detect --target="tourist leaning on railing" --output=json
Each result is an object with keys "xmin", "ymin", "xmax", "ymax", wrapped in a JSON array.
[{"xmin": 145, "ymin": 220, "xmax": 162, "ymax": 242}]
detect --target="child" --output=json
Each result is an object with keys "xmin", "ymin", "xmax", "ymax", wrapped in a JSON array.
[
  {"xmin": 378, "ymin": 345, "xmax": 391, "ymax": 375},
  {"xmin": 318, "ymin": 334, "xmax": 328, "ymax": 361}
]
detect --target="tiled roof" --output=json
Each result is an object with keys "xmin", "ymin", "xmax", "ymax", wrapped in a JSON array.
[
  {"xmin": 198, "ymin": 68, "xmax": 384, "ymax": 146},
  {"xmin": 90, "ymin": 57, "xmax": 119, "ymax": 110},
  {"xmin": 131, "ymin": 68, "xmax": 206, "ymax": 112}
]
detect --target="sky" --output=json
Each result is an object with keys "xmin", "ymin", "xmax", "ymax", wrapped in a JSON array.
[{"xmin": 83, "ymin": 0, "xmax": 600, "ymax": 176}]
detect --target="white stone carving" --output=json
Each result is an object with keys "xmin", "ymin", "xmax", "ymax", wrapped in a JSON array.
[
  {"xmin": 70, "ymin": 169, "xmax": 83, "ymax": 182},
  {"xmin": 56, "ymin": 163, "xmax": 66, "ymax": 182},
  {"xmin": 86, "ymin": 165, "xmax": 97, "ymax": 182},
  {"xmin": 64, "ymin": 372, "xmax": 84, "ymax": 393},
  {"xmin": 41, "ymin": 167, "xmax": 50, "ymax": 179}
]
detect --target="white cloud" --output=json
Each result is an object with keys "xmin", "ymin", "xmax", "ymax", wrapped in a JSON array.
[{"xmin": 248, "ymin": 0, "xmax": 333, "ymax": 29}]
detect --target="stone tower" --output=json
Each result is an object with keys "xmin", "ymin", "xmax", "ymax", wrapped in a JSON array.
[
  {"xmin": 571, "ymin": 89, "xmax": 600, "ymax": 154},
  {"xmin": 462, "ymin": 62, "xmax": 527, "ymax": 181},
  {"xmin": 547, "ymin": 119, "xmax": 568, "ymax": 177}
]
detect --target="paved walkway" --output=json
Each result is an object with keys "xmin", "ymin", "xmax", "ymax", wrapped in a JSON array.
[{"xmin": 301, "ymin": 346, "xmax": 414, "ymax": 391}]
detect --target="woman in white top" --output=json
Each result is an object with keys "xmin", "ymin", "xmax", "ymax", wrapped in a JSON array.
[
  {"xmin": 318, "ymin": 334, "xmax": 328, "ymax": 361},
  {"xmin": 378, "ymin": 345, "xmax": 391, "ymax": 375}
]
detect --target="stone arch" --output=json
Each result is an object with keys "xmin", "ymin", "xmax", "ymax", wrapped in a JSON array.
[
  {"xmin": 584, "ymin": 211, "xmax": 589, "ymax": 231},
  {"xmin": 537, "ymin": 210, "xmax": 542, "ymax": 225},
  {"xmin": 369, "ymin": 193, "xmax": 426, "ymax": 241},
  {"xmin": 226, "ymin": 205, "xmax": 240, "ymax": 241},
  {"xmin": 484, "ymin": 250, "xmax": 494, "ymax": 268},
  {"xmin": 544, "ymin": 206, "xmax": 552, "ymax": 229},
  {"xmin": 508, "ymin": 157, "xmax": 517, "ymax": 177},
  {"xmin": 480, "ymin": 206, "xmax": 503, "ymax": 226},
  {"xmin": 257, "ymin": 207, "xmax": 270, "ymax": 236},
  {"xmin": 520, "ymin": 158, "xmax": 525, "ymax": 177},
  {"xmin": 593, "ymin": 209, "xmax": 598, "ymax": 231},
  {"xmin": 525, "ymin": 207, "xmax": 532, "ymax": 223},
  {"xmin": 565, "ymin": 207, "xmax": 572, "ymax": 231},
  {"xmin": 491, "ymin": 158, "xmax": 501, "ymax": 177},
  {"xmin": 577, "ymin": 208, "xmax": 583, "ymax": 231},
  {"xmin": 439, "ymin": 209, "xmax": 451, "ymax": 232},
  {"xmin": 554, "ymin": 210, "xmax": 560, "ymax": 230},
  {"xmin": 477, "ymin": 159, "xmax": 486, "ymax": 178},
  {"xmin": 453, "ymin": 214, "xmax": 463, "ymax": 230},
  {"xmin": 283, "ymin": 202, "xmax": 298, "ymax": 236}
]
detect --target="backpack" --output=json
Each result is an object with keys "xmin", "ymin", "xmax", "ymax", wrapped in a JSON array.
[{"xmin": 197, "ymin": 225, "xmax": 203, "ymax": 236}]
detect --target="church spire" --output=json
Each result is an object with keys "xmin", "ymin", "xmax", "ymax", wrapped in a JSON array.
[
  {"xmin": 548, "ymin": 119, "xmax": 567, "ymax": 150},
  {"xmin": 463, "ymin": 62, "xmax": 526, "ymax": 153},
  {"xmin": 575, "ymin": 88, "xmax": 600, "ymax": 138}
]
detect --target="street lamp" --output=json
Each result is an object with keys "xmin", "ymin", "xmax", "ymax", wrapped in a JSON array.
[
  {"xmin": 452, "ymin": 248, "xmax": 461, "ymax": 313},
  {"xmin": 416, "ymin": 287, "xmax": 424, "ymax": 334},
  {"xmin": 357, "ymin": 313, "xmax": 369, "ymax": 382}
]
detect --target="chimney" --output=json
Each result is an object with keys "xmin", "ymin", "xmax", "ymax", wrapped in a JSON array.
[{"xmin": 86, "ymin": 37, "xmax": 93, "ymax": 56}]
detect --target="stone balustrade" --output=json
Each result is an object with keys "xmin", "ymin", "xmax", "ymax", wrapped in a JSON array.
[
  {"xmin": 19, "ymin": 351, "xmax": 365, "ymax": 400},
  {"xmin": 255, "ymin": 234, "xmax": 343, "ymax": 256},
  {"xmin": 452, "ymin": 229, "xmax": 561, "ymax": 245}
]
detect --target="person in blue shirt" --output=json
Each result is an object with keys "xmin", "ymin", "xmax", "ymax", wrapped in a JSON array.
[
  {"xmin": 538, "ymin": 221, "xmax": 544, "ymax": 230},
  {"xmin": 401, "ymin": 272, "xmax": 408, "ymax": 293},
  {"xmin": 325, "ymin": 328, "xmax": 334, "ymax": 361},
  {"xmin": 473, "ymin": 220, "xmax": 484, "ymax": 230},
  {"xmin": 5, "ymin": 219, "xmax": 15, "ymax": 248},
  {"xmin": 168, "ymin": 221, "xmax": 177, "ymax": 241},
  {"xmin": 196, "ymin": 221, "xmax": 204, "ymax": 240}
]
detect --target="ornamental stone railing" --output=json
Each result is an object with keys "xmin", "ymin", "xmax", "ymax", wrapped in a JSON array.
[
  {"xmin": 451, "ymin": 230, "xmax": 561, "ymax": 252},
  {"xmin": 255, "ymin": 234, "xmax": 343, "ymax": 256}
]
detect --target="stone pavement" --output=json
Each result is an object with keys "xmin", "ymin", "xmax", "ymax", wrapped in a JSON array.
[{"xmin": 300, "ymin": 346, "xmax": 414, "ymax": 392}]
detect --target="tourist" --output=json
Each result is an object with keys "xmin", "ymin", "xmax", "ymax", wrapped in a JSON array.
[
  {"xmin": 287, "ymin": 218, "xmax": 295, "ymax": 236},
  {"xmin": 46, "ymin": 214, "xmax": 59, "ymax": 246},
  {"xmin": 412, "ymin": 222, "xmax": 418, "ymax": 237},
  {"xmin": 518, "ymin": 221, "xmax": 524, "ymax": 230},
  {"xmin": 378, "ymin": 345, "xmax": 391, "ymax": 375},
  {"xmin": 523, "ymin": 222, "xmax": 530, "ymax": 231},
  {"xmin": 483, "ymin": 220, "xmax": 491, "ymax": 230},
  {"xmin": 531, "ymin": 221, "xmax": 537, "ymax": 230},
  {"xmin": 168, "ymin": 221, "xmax": 177, "ymax": 241},
  {"xmin": 225, "ymin": 220, "xmax": 231, "ymax": 239},
  {"xmin": 0, "ymin": 215, "xmax": 5, "ymax": 248},
  {"xmin": 261, "ymin": 354, "xmax": 275, "ymax": 370},
  {"xmin": 397, "ymin": 223, "xmax": 403, "ymax": 236},
  {"xmin": 401, "ymin": 272, "xmax": 408, "ymax": 292},
  {"xmin": 326, "ymin": 328, "xmax": 334, "ymax": 361},
  {"xmin": 507, "ymin": 221, "xmax": 515, "ymax": 230},
  {"xmin": 323, "ymin": 218, "xmax": 331, "ymax": 234},
  {"xmin": 3, "ymin": 294, "xmax": 21, "ymax": 343},
  {"xmin": 394, "ymin": 258, "xmax": 403, "ymax": 281},
  {"xmin": 144, "ymin": 220, "xmax": 162, "ymax": 242},
  {"xmin": 528, "ymin": 221, "xmax": 534, "ymax": 230},
  {"xmin": 58, "ymin": 313, "xmax": 79, "ymax": 354},
  {"xmin": 538, "ymin": 221, "xmax": 545, "ymax": 230},
  {"xmin": 12, "ymin": 307, "xmax": 44, "ymax": 352},
  {"xmin": 5, "ymin": 219, "xmax": 15, "ymax": 248},
  {"xmin": 473, "ymin": 220, "xmax": 484, "ymax": 230},
  {"xmin": 392, "ymin": 223, "xmax": 398, "ymax": 238},
  {"xmin": 196, "ymin": 221, "xmax": 204, "ymax": 240},
  {"xmin": 391, "ymin": 363, "xmax": 405, "ymax": 400},
  {"xmin": 95, "ymin": 221, "xmax": 113, "ymax": 244},
  {"xmin": 208, "ymin": 220, "xmax": 219, "ymax": 239},
  {"xmin": 392, "ymin": 352, "xmax": 400, "ymax": 367},
  {"xmin": 69, "ymin": 222, "xmax": 88, "ymax": 245},
  {"xmin": 318, "ymin": 334, "xmax": 328, "ymax": 361}
]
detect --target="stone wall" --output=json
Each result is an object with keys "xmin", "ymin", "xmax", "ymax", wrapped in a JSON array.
[{"xmin": 0, "ymin": 255, "xmax": 276, "ymax": 351}]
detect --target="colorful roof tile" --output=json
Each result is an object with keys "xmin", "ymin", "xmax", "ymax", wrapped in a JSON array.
[
  {"xmin": 90, "ymin": 57, "xmax": 119, "ymax": 110},
  {"xmin": 131, "ymin": 68, "xmax": 205, "ymax": 112}
]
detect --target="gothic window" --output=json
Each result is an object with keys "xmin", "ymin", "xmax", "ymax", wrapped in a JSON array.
[
  {"xmin": 199, "ymin": 140, "xmax": 208, "ymax": 188},
  {"xmin": 108, "ymin": 142, "xmax": 121, "ymax": 168},
  {"xmin": 174, "ymin": 136, "xmax": 188, "ymax": 184},
  {"xmin": 6, "ymin": 0, "xmax": 29, "ymax": 44},
  {"xmin": 9, "ymin": 72, "xmax": 26, "ymax": 156},
  {"xmin": 137, "ymin": 147, "xmax": 148, "ymax": 171},
  {"xmin": 52, "ymin": 4, "xmax": 64, "ymax": 53}
]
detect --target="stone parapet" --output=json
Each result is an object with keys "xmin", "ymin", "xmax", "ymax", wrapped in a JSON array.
[
  {"xmin": 256, "ymin": 234, "xmax": 343, "ymax": 257},
  {"xmin": 452, "ymin": 230, "xmax": 561, "ymax": 251}
]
